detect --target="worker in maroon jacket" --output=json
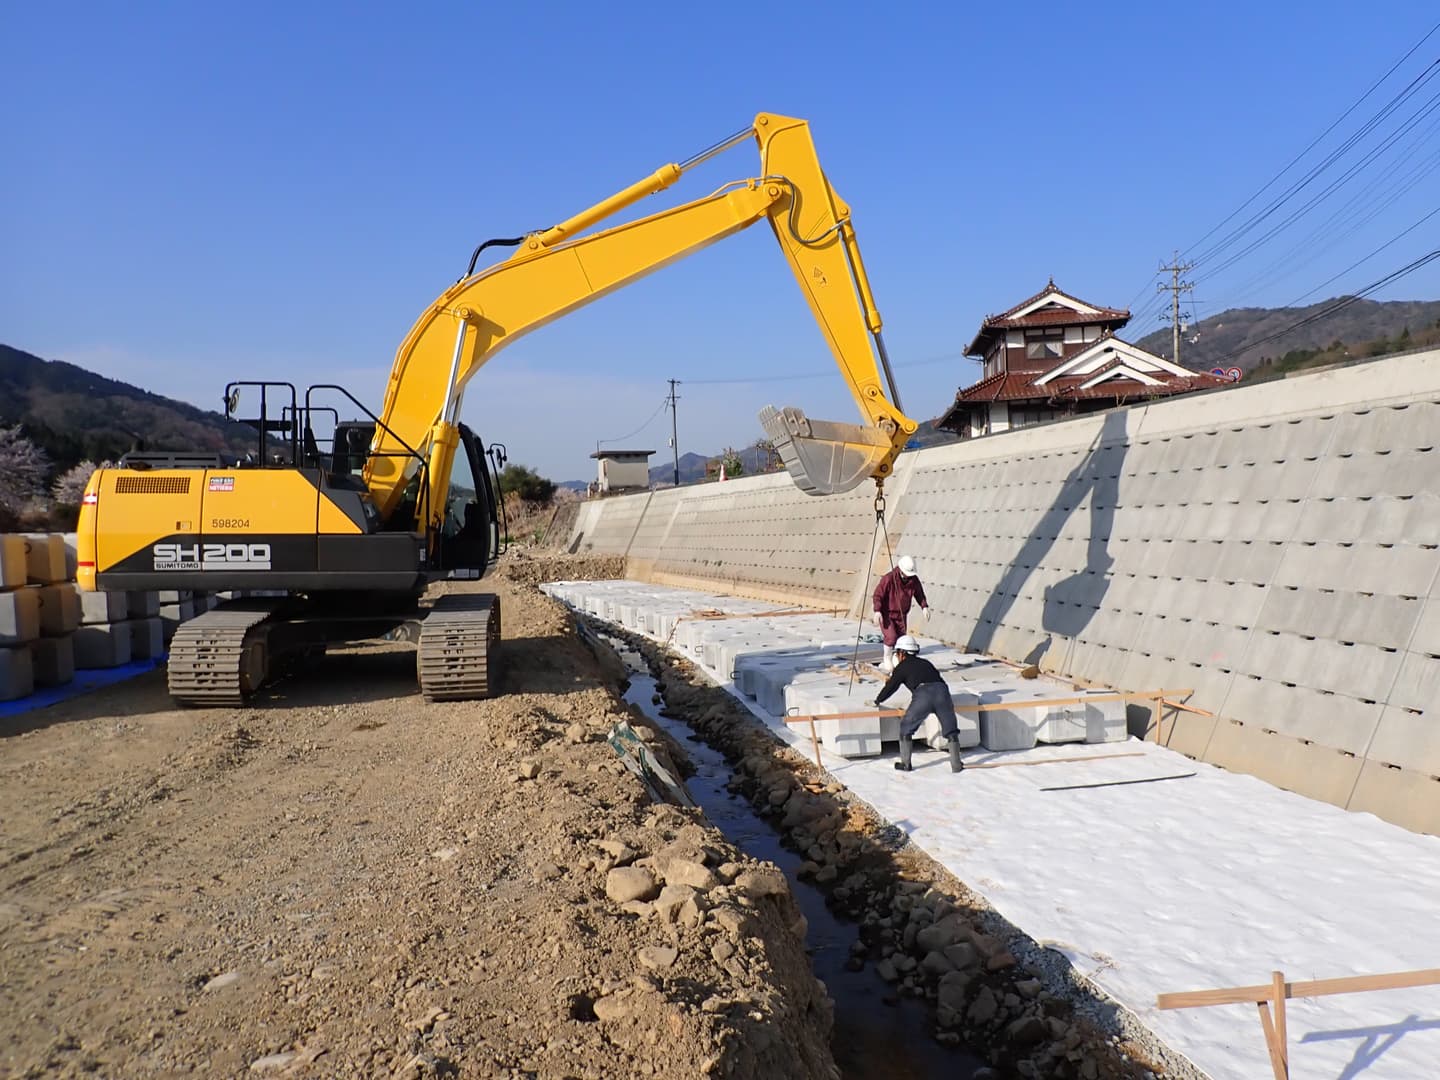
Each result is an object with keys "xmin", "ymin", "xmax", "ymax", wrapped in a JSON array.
[
  {"xmin": 872, "ymin": 555, "xmax": 929, "ymax": 673},
  {"xmin": 874, "ymin": 635, "xmax": 964, "ymax": 774}
]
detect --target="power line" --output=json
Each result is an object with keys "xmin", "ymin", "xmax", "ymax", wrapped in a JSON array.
[
  {"xmin": 1284, "ymin": 203, "xmax": 1440, "ymax": 307},
  {"xmin": 684, "ymin": 349, "xmax": 966, "ymax": 386},
  {"xmin": 1123, "ymin": 21, "xmax": 1440, "ymax": 341},
  {"xmin": 1189, "ymin": 51, "xmax": 1440, "ymax": 271},
  {"xmin": 1212, "ymin": 128, "xmax": 1440, "ymax": 307},
  {"xmin": 1193, "ymin": 77, "xmax": 1440, "ymax": 285},
  {"xmin": 1210, "ymin": 246, "xmax": 1440, "ymax": 366},
  {"xmin": 1183, "ymin": 19, "xmax": 1440, "ymax": 264},
  {"xmin": 596, "ymin": 395, "xmax": 669, "ymax": 448}
]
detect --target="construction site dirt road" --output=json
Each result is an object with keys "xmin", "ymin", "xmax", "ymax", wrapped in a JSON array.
[{"xmin": 0, "ymin": 556, "xmax": 836, "ymax": 1079}]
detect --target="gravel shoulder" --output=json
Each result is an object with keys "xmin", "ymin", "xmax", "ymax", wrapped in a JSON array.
[{"xmin": 0, "ymin": 558, "xmax": 836, "ymax": 1079}]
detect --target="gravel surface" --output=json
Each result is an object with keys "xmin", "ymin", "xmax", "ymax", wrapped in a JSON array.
[{"xmin": 0, "ymin": 559, "xmax": 835, "ymax": 1079}]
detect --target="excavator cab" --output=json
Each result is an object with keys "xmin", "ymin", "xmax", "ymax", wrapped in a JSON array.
[
  {"xmin": 437, "ymin": 424, "xmax": 500, "ymax": 576},
  {"xmin": 329, "ymin": 418, "xmax": 499, "ymax": 576}
]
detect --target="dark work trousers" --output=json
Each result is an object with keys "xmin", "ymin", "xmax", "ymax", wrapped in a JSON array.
[{"xmin": 899, "ymin": 682, "xmax": 959, "ymax": 740}]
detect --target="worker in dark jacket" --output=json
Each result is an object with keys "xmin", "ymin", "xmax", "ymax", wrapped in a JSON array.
[
  {"xmin": 874, "ymin": 635, "xmax": 963, "ymax": 774},
  {"xmin": 872, "ymin": 555, "xmax": 929, "ymax": 673}
]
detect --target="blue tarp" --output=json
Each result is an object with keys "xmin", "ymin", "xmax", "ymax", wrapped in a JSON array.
[{"xmin": 0, "ymin": 657, "xmax": 165, "ymax": 718}]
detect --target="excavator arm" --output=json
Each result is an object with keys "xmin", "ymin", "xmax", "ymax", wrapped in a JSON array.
[{"xmin": 365, "ymin": 112, "xmax": 917, "ymax": 529}]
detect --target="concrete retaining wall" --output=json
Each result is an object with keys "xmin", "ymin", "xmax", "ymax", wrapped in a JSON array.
[{"xmin": 564, "ymin": 348, "xmax": 1440, "ymax": 834}]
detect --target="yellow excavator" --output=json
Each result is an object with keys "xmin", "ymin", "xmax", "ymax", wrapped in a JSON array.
[{"xmin": 76, "ymin": 112, "xmax": 918, "ymax": 705}]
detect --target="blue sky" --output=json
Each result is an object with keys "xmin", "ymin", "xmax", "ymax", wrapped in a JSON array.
[{"xmin": 5, "ymin": 3, "xmax": 1439, "ymax": 482}]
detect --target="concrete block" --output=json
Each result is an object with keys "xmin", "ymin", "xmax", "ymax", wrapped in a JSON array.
[
  {"xmin": 34, "ymin": 583, "xmax": 81, "ymax": 636},
  {"xmin": 1346, "ymin": 761, "xmax": 1440, "ymax": 836},
  {"xmin": 126, "ymin": 591, "xmax": 161, "ymax": 617},
  {"xmin": 1365, "ymin": 703, "xmax": 1440, "ymax": 778},
  {"xmin": 29, "ymin": 635, "xmax": 74, "ymax": 687},
  {"xmin": 1204, "ymin": 719, "xmax": 1364, "ymax": 807},
  {"xmin": 978, "ymin": 708, "xmax": 1037, "ymax": 752},
  {"xmin": 158, "ymin": 589, "xmax": 192, "ymax": 603},
  {"xmin": 1, "ymin": 586, "xmax": 42, "ymax": 645},
  {"xmin": 1382, "ymin": 651, "xmax": 1440, "ymax": 723},
  {"xmin": 1220, "ymin": 676, "xmax": 1381, "ymax": 755},
  {"xmin": 1, "ymin": 535, "xmax": 26, "ymax": 589},
  {"xmin": 62, "ymin": 533, "xmax": 79, "ymax": 579},
  {"xmin": 81, "ymin": 590, "xmax": 128, "ymax": 624},
  {"xmin": 73, "ymin": 621, "xmax": 132, "ymax": 669},
  {"xmin": 21, "ymin": 534, "xmax": 66, "ymax": 583},
  {"xmin": 158, "ymin": 601, "xmax": 195, "ymax": 642},
  {"xmin": 1, "ymin": 645, "xmax": 35, "ymax": 701},
  {"xmin": 1152, "ymin": 706, "xmax": 1215, "ymax": 757},
  {"xmin": 784, "ymin": 678, "xmax": 887, "ymax": 757},
  {"xmin": 126, "ymin": 617, "xmax": 165, "ymax": 660}
]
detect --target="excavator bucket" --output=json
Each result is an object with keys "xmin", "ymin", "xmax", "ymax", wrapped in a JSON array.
[{"xmin": 759, "ymin": 406, "xmax": 893, "ymax": 496}]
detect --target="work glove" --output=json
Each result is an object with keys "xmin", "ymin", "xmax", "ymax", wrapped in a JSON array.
[
  {"xmin": 871, "ymin": 612, "xmax": 881, "ymax": 627},
  {"xmin": 920, "ymin": 606, "xmax": 930, "ymax": 622}
]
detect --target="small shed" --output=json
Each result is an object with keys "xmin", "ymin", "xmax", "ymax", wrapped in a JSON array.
[{"xmin": 590, "ymin": 449, "xmax": 654, "ymax": 494}]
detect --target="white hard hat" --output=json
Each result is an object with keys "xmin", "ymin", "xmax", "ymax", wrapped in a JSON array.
[
  {"xmin": 897, "ymin": 555, "xmax": 917, "ymax": 577},
  {"xmin": 895, "ymin": 634, "xmax": 920, "ymax": 654}
]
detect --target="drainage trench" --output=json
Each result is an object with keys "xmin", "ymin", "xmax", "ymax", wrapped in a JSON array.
[{"xmin": 605, "ymin": 634, "xmax": 987, "ymax": 1080}]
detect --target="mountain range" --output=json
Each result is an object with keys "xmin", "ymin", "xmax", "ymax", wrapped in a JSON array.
[
  {"xmin": 0, "ymin": 343, "xmax": 262, "ymax": 473},
  {"xmin": 1133, "ymin": 297, "xmax": 1440, "ymax": 372}
]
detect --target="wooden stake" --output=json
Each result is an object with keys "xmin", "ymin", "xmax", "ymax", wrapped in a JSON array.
[
  {"xmin": 782, "ymin": 714, "xmax": 825, "ymax": 767},
  {"xmin": 1159, "ymin": 966, "xmax": 1440, "ymax": 1079},
  {"xmin": 1156, "ymin": 967, "xmax": 1440, "ymax": 1009},
  {"xmin": 1271, "ymin": 970, "xmax": 1288, "ymax": 1076},
  {"xmin": 1256, "ymin": 998, "xmax": 1288, "ymax": 1080}
]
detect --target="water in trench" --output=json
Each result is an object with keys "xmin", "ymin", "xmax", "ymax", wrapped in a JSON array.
[{"xmin": 610, "ymin": 640, "xmax": 987, "ymax": 1079}]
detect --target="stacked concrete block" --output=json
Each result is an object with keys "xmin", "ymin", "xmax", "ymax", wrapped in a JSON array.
[
  {"xmin": 34, "ymin": 583, "xmax": 81, "ymax": 637},
  {"xmin": 3, "ymin": 534, "xmax": 38, "ymax": 700},
  {"xmin": 61, "ymin": 533, "xmax": 79, "ymax": 579},
  {"xmin": 29, "ymin": 581, "xmax": 80, "ymax": 689},
  {"xmin": 1, "ymin": 582, "xmax": 41, "ymax": 645},
  {"xmin": 29, "ymin": 636, "xmax": 75, "ymax": 687},
  {"xmin": 1, "ymin": 642, "xmax": 34, "ymax": 701},
  {"xmin": 74, "ymin": 620, "xmax": 132, "ymax": 669},
  {"xmin": 0, "ymin": 535, "xmax": 25, "ymax": 590},
  {"xmin": 76, "ymin": 589, "xmax": 131, "ymax": 669},
  {"xmin": 127, "ymin": 590, "xmax": 161, "ymax": 618},
  {"xmin": 21, "ymin": 534, "xmax": 67, "ymax": 584},
  {"xmin": 155, "ymin": 590, "xmax": 196, "ymax": 643},
  {"xmin": 127, "ymin": 618, "xmax": 165, "ymax": 660}
]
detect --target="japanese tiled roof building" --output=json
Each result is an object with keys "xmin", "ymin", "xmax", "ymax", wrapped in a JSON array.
[{"xmin": 936, "ymin": 281, "xmax": 1231, "ymax": 437}]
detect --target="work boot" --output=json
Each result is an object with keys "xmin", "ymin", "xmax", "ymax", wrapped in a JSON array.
[
  {"xmin": 881, "ymin": 645, "xmax": 895, "ymax": 673},
  {"xmin": 894, "ymin": 737, "xmax": 913, "ymax": 772},
  {"xmin": 948, "ymin": 738, "xmax": 964, "ymax": 773}
]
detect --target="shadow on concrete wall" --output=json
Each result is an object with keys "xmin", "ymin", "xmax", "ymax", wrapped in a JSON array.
[{"xmin": 967, "ymin": 409, "xmax": 1128, "ymax": 661}]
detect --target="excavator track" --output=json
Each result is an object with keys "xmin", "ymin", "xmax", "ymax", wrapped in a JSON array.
[
  {"xmin": 417, "ymin": 593, "xmax": 501, "ymax": 702},
  {"xmin": 167, "ymin": 601, "xmax": 280, "ymax": 707}
]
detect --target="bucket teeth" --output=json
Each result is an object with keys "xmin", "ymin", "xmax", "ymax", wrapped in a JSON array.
[{"xmin": 759, "ymin": 405, "xmax": 892, "ymax": 496}]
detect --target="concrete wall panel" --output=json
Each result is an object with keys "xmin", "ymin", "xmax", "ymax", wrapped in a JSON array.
[{"xmin": 556, "ymin": 349, "xmax": 1440, "ymax": 830}]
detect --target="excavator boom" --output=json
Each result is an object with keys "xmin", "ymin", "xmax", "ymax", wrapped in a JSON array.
[{"xmin": 366, "ymin": 112, "xmax": 917, "ymax": 528}]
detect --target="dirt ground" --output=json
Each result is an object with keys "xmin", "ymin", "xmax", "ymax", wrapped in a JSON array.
[{"xmin": 0, "ymin": 560, "xmax": 836, "ymax": 1079}]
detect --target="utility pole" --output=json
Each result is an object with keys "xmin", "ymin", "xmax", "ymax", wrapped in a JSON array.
[
  {"xmin": 1157, "ymin": 251, "xmax": 1196, "ymax": 364},
  {"xmin": 667, "ymin": 379, "xmax": 681, "ymax": 487}
]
